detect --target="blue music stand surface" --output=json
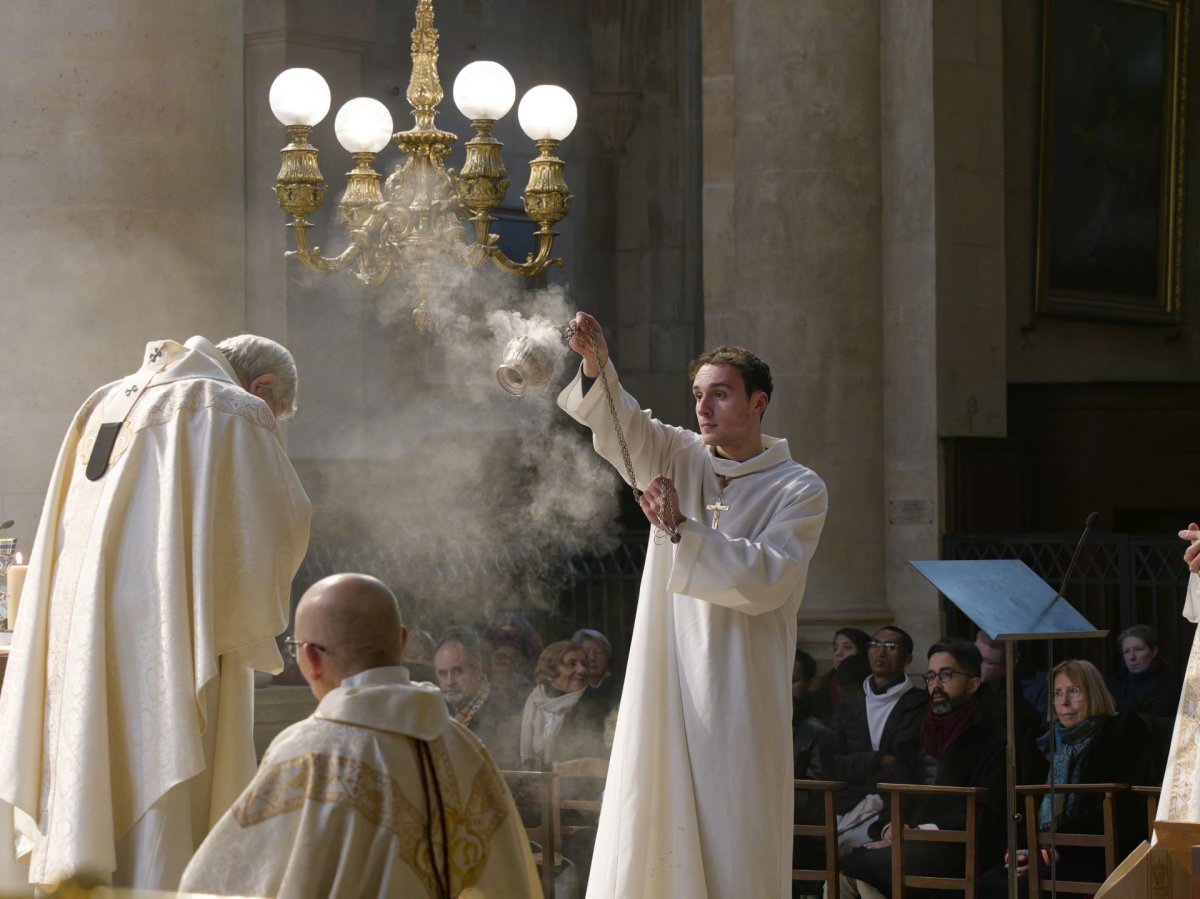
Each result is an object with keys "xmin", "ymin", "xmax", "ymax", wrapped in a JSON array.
[{"xmin": 911, "ymin": 559, "xmax": 1105, "ymax": 642}]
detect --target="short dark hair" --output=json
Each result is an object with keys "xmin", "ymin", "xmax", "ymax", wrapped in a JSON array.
[
  {"xmin": 876, "ymin": 626, "xmax": 914, "ymax": 656},
  {"xmin": 795, "ymin": 648, "xmax": 817, "ymax": 682},
  {"xmin": 687, "ymin": 346, "xmax": 773, "ymax": 402},
  {"xmin": 927, "ymin": 637, "xmax": 982, "ymax": 679},
  {"xmin": 436, "ymin": 626, "xmax": 481, "ymax": 666}
]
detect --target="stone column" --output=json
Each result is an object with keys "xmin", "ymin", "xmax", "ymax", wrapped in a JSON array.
[
  {"xmin": 0, "ymin": 0, "xmax": 246, "ymax": 547},
  {"xmin": 704, "ymin": 0, "xmax": 889, "ymax": 652}
]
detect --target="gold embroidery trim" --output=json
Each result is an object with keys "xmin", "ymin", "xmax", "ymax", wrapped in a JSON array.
[{"xmin": 233, "ymin": 746, "xmax": 511, "ymax": 894}]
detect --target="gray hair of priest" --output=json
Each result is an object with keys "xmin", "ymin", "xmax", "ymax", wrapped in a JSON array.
[{"xmin": 217, "ymin": 334, "xmax": 299, "ymax": 420}]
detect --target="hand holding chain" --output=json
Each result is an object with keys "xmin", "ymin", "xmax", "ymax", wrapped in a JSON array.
[{"xmin": 562, "ymin": 320, "xmax": 681, "ymax": 544}]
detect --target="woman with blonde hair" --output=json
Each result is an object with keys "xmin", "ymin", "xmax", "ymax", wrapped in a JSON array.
[
  {"xmin": 519, "ymin": 641, "xmax": 610, "ymax": 769},
  {"xmin": 979, "ymin": 658, "xmax": 1162, "ymax": 896}
]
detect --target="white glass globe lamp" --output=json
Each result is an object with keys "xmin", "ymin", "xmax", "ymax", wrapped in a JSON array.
[
  {"xmin": 334, "ymin": 98, "xmax": 394, "ymax": 153},
  {"xmin": 517, "ymin": 85, "xmax": 577, "ymax": 141},
  {"xmin": 453, "ymin": 61, "xmax": 516, "ymax": 121},
  {"xmin": 269, "ymin": 68, "xmax": 331, "ymax": 127}
]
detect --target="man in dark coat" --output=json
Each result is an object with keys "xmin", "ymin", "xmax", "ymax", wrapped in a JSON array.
[
  {"xmin": 434, "ymin": 627, "xmax": 523, "ymax": 767},
  {"xmin": 831, "ymin": 626, "xmax": 929, "ymax": 839},
  {"xmin": 839, "ymin": 638, "xmax": 1006, "ymax": 898}
]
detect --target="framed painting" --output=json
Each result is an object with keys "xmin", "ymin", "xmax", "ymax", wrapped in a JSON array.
[{"xmin": 1034, "ymin": 0, "xmax": 1189, "ymax": 324}]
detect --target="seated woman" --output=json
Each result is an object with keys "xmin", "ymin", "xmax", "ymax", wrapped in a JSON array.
[
  {"xmin": 519, "ymin": 640, "xmax": 609, "ymax": 770},
  {"xmin": 809, "ymin": 626, "xmax": 871, "ymax": 724},
  {"xmin": 1106, "ymin": 624, "xmax": 1181, "ymax": 717},
  {"xmin": 979, "ymin": 658, "xmax": 1163, "ymax": 896}
]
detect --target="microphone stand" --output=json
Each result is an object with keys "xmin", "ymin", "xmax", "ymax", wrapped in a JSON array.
[{"xmin": 1044, "ymin": 512, "xmax": 1099, "ymax": 899}]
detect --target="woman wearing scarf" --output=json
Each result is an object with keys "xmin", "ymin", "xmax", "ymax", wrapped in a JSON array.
[
  {"xmin": 979, "ymin": 658, "xmax": 1162, "ymax": 896},
  {"xmin": 520, "ymin": 640, "xmax": 609, "ymax": 769}
]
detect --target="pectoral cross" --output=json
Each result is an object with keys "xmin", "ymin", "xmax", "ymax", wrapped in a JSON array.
[{"xmin": 706, "ymin": 499, "xmax": 728, "ymax": 530}]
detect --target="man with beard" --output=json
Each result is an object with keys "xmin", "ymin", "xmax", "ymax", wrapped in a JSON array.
[{"xmin": 837, "ymin": 638, "xmax": 1006, "ymax": 899}]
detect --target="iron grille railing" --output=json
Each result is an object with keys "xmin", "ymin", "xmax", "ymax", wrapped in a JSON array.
[
  {"xmin": 295, "ymin": 531, "xmax": 650, "ymax": 657},
  {"xmin": 942, "ymin": 534, "xmax": 1193, "ymax": 678}
]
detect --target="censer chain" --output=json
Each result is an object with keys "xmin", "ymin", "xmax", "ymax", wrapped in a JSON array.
[{"xmin": 562, "ymin": 321, "xmax": 681, "ymax": 545}]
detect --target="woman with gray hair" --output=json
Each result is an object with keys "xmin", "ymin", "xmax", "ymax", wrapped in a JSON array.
[{"xmin": 217, "ymin": 334, "xmax": 299, "ymax": 420}]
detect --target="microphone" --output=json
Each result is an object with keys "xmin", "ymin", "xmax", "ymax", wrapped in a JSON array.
[{"xmin": 1057, "ymin": 512, "xmax": 1100, "ymax": 598}]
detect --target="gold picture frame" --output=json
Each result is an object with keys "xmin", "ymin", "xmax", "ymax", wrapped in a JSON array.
[{"xmin": 1034, "ymin": 0, "xmax": 1189, "ymax": 324}]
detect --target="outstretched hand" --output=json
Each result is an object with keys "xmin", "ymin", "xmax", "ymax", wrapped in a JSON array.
[
  {"xmin": 638, "ymin": 475, "xmax": 684, "ymax": 534},
  {"xmin": 565, "ymin": 311, "xmax": 608, "ymax": 379},
  {"xmin": 1181, "ymin": 522, "xmax": 1200, "ymax": 573}
]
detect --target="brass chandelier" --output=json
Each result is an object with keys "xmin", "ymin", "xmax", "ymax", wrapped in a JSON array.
[{"xmin": 269, "ymin": 0, "xmax": 578, "ymax": 328}]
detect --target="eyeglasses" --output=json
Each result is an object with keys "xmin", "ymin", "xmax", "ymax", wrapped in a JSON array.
[
  {"xmin": 285, "ymin": 638, "xmax": 331, "ymax": 659},
  {"xmin": 923, "ymin": 668, "xmax": 970, "ymax": 685},
  {"xmin": 867, "ymin": 641, "xmax": 901, "ymax": 653},
  {"xmin": 1053, "ymin": 686, "xmax": 1084, "ymax": 702}
]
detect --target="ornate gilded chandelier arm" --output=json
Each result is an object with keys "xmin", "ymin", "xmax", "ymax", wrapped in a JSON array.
[{"xmin": 476, "ymin": 137, "xmax": 572, "ymax": 278}]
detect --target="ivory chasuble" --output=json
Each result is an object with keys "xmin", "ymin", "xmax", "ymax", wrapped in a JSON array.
[
  {"xmin": 1158, "ymin": 574, "xmax": 1200, "ymax": 823},
  {"xmin": 559, "ymin": 360, "xmax": 828, "ymax": 899},
  {"xmin": 180, "ymin": 666, "xmax": 541, "ymax": 899},
  {"xmin": 0, "ymin": 337, "xmax": 311, "ymax": 891}
]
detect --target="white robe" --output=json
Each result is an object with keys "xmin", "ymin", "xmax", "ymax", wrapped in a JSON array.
[
  {"xmin": 180, "ymin": 666, "xmax": 543, "ymax": 899},
  {"xmin": 559, "ymin": 361, "xmax": 828, "ymax": 899},
  {"xmin": 1158, "ymin": 574, "xmax": 1200, "ymax": 823},
  {"xmin": 0, "ymin": 337, "xmax": 311, "ymax": 892}
]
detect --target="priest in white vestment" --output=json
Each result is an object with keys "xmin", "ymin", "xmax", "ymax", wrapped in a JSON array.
[
  {"xmin": 560, "ymin": 313, "xmax": 828, "ymax": 898},
  {"xmin": 0, "ymin": 335, "xmax": 311, "ymax": 892},
  {"xmin": 181, "ymin": 573, "xmax": 542, "ymax": 899},
  {"xmin": 1157, "ymin": 524, "xmax": 1200, "ymax": 824}
]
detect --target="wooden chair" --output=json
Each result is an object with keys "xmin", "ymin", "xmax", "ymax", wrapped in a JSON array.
[
  {"xmin": 1131, "ymin": 785, "xmax": 1160, "ymax": 839},
  {"xmin": 792, "ymin": 779, "xmax": 846, "ymax": 899},
  {"xmin": 875, "ymin": 782, "xmax": 988, "ymax": 899},
  {"xmin": 1017, "ymin": 782, "xmax": 1127, "ymax": 895},
  {"xmin": 502, "ymin": 769, "xmax": 557, "ymax": 899},
  {"xmin": 552, "ymin": 757, "xmax": 609, "ymax": 856}
]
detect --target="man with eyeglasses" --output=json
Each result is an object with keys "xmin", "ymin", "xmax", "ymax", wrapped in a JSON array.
[
  {"xmin": 837, "ymin": 638, "xmax": 1006, "ymax": 899},
  {"xmin": 181, "ymin": 573, "xmax": 541, "ymax": 898},
  {"xmin": 831, "ymin": 627, "xmax": 928, "ymax": 852}
]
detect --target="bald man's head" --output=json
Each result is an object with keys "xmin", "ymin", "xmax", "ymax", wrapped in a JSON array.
[{"xmin": 293, "ymin": 573, "xmax": 407, "ymax": 696}]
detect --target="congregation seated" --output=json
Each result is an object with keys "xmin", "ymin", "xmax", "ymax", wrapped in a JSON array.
[
  {"xmin": 434, "ymin": 625, "xmax": 523, "ymax": 768},
  {"xmin": 180, "ymin": 573, "xmax": 539, "ymax": 897},
  {"xmin": 520, "ymin": 641, "xmax": 611, "ymax": 769},
  {"xmin": 831, "ymin": 627, "xmax": 928, "ymax": 850},
  {"xmin": 1107, "ymin": 623, "xmax": 1181, "ymax": 717},
  {"xmin": 838, "ymin": 637, "xmax": 1006, "ymax": 899},
  {"xmin": 977, "ymin": 658, "xmax": 1164, "ymax": 896},
  {"xmin": 810, "ymin": 626, "xmax": 871, "ymax": 724}
]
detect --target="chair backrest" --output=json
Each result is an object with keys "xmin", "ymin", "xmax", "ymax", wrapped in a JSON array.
[
  {"xmin": 502, "ymin": 769, "xmax": 557, "ymax": 899},
  {"xmin": 552, "ymin": 757, "xmax": 609, "ymax": 845},
  {"xmin": 1018, "ymin": 782, "xmax": 1128, "ymax": 895},
  {"xmin": 1131, "ymin": 785, "xmax": 1160, "ymax": 840},
  {"xmin": 793, "ymin": 779, "xmax": 847, "ymax": 899},
  {"xmin": 876, "ymin": 782, "xmax": 988, "ymax": 899}
]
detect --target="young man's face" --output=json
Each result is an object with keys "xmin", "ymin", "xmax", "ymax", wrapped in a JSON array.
[
  {"xmin": 692, "ymin": 364, "xmax": 767, "ymax": 458},
  {"xmin": 868, "ymin": 629, "xmax": 911, "ymax": 683}
]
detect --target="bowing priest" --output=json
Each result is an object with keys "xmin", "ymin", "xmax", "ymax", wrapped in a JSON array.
[
  {"xmin": 0, "ymin": 335, "xmax": 311, "ymax": 892},
  {"xmin": 180, "ymin": 573, "xmax": 541, "ymax": 898},
  {"xmin": 560, "ymin": 313, "xmax": 828, "ymax": 898}
]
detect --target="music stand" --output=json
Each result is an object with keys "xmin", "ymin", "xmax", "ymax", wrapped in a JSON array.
[{"xmin": 912, "ymin": 559, "xmax": 1108, "ymax": 899}]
